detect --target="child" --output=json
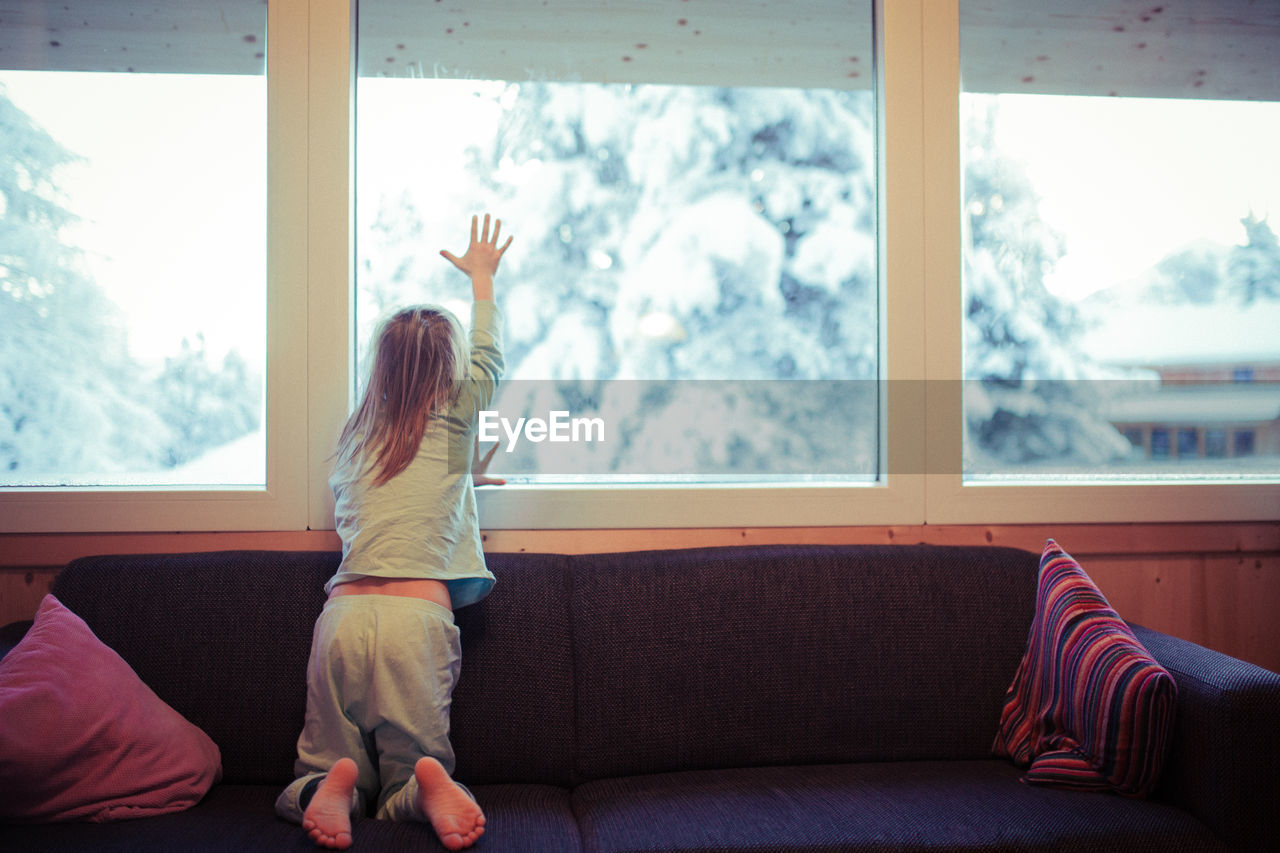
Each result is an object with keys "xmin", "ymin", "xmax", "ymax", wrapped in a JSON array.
[{"xmin": 276, "ymin": 214, "xmax": 512, "ymax": 850}]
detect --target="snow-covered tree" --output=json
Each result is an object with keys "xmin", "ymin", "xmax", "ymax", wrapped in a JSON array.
[
  {"xmin": 480, "ymin": 84, "xmax": 878, "ymax": 384},
  {"xmin": 1, "ymin": 87, "xmax": 262, "ymax": 483},
  {"xmin": 151, "ymin": 335, "xmax": 262, "ymax": 468},
  {"xmin": 362, "ymin": 82, "xmax": 880, "ymax": 477},
  {"xmin": 962, "ymin": 100, "xmax": 1130, "ymax": 469},
  {"xmin": 0, "ymin": 87, "xmax": 171, "ymax": 482},
  {"xmin": 1098, "ymin": 213, "xmax": 1280, "ymax": 315},
  {"xmin": 369, "ymin": 86, "xmax": 1261, "ymax": 477},
  {"xmin": 1228, "ymin": 213, "xmax": 1280, "ymax": 305}
]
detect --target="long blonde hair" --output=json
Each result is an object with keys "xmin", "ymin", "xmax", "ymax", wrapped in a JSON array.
[{"xmin": 336, "ymin": 305, "xmax": 467, "ymax": 486}]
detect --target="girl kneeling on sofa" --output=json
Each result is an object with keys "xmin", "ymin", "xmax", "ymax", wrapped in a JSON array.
[{"xmin": 276, "ymin": 214, "xmax": 511, "ymax": 851}]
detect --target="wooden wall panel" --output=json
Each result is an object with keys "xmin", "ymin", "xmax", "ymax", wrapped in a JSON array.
[
  {"xmin": 0, "ymin": 568, "xmax": 58, "ymax": 629},
  {"xmin": 1084, "ymin": 553, "xmax": 1280, "ymax": 675}
]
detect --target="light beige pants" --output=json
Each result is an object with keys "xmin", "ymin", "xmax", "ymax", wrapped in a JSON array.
[{"xmin": 275, "ymin": 594, "xmax": 462, "ymax": 823}]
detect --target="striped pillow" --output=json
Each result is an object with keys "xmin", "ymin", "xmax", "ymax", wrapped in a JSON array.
[{"xmin": 992, "ymin": 540, "xmax": 1177, "ymax": 797}]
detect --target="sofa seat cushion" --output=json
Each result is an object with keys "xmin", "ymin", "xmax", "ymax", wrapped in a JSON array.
[
  {"xmin": 571, "ymin": 761, "xmax": 1226, "ymax": 853},
  {"xmin": 0, "ymin": 785, "xmax": 303, "ymax": 853},
  {"xmin": 0, "ymin": 783, "xmax": 580, "ymax": 853}
]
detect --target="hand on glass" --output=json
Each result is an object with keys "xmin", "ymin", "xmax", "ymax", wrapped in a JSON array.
[
  {"xmin": 472, "ymin": 439, "xmax": 505, "ymax": 487},
  {"xmin": 440, "ymin": 214, "xmax": 512, "ymax": 301}
]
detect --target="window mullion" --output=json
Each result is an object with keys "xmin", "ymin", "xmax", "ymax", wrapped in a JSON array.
[{"xmin": 305, "ymin": 0, "xmax": 356, "ymax": 531}]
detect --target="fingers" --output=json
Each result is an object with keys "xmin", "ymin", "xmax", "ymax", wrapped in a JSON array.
[
  {"xmin": 472, "ymin": 215, "xmax": 512, "ymax": 259},
  {"xmin": 470, "ymin": 214, "xmax": 507, "ymax": 248},
  {"xmin": 473, "ymin": 440, "xmax": 505, "ymax": 486},
  {"xmin": 484, "ymin": 216, "xmax": 510, "ymax": 253},
  {"xmin": 488, "ymin": 219, "xmax": 512, "ymax": 261},
  {"xmin": 442, "ymin": 214, "xmax": 512, "ymax": 271},
  {"xmin": 439, "ymin": 249, "xmax": 465, "ymax": 273}
]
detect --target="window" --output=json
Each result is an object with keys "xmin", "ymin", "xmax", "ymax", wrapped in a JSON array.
[
  {"xmin": 1122, "ymin": 427, "xmax": 1144, "ymax": 456},
  {"xmin": 1151, "ymin": 428, "xmax": 1171, "ymax": 460},
  {"xmin": 1177, "ymin": 429, "xmax": 1199, "ymax": 459},
  {"xmin": 0, "ymin": 12, "xmax": 266, "ymax": 488},
  {"xmin": 958, "ymin": 0, "xmax": 1280, "ymax": 484},
  {"xmin": 3, "ymin": 1, "xmax": 1275, "ymax": 534},
  {"xmin": 926, "ymin": 0, "xmax": 1278, "ymax": 523},
  {"xmin": 353, "ymin": 1, "xmax": 879, "ymax": 485},
  {"xmin": 1205, "ymin": 428, "xmax": 1228, "ymax": 458},
  {"xmin": 0, "ymin": 0, "xmax": 311, "ymax": 533}
]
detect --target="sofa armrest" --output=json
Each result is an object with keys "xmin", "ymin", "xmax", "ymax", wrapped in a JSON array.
[{"xmin": 1130, "ymin": 623, "xmax": 1280, "ymax": 853}]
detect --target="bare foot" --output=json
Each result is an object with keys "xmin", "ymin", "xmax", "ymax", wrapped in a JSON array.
[
  {"xmin": 302, "ymin": 758, "xmax": 358, "ymax": 850},
  {"xmin": 414, "ymin": 756, "xmax": 486, "ymax": 850}
]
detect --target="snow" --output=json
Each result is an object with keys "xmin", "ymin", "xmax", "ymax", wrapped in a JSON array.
[
  {"xmin": 167, "ymin": 429, "xmax": 266, "ymax": 486},
  {"xmin": 1083, "ymin": 300, "xmax": 1280, "ymax": 367},
  {"xmin": 791, "ymin": 220, "xmax": 872, "ymax": 294},
  {"xmin": 1104, "ymin": 385, "xmax": 1280, "ymax": 424}
]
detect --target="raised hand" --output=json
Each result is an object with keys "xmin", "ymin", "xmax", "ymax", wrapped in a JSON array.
[{"xmin": 440, "ymin": 214, "xmax": 512, "ymax": 301}]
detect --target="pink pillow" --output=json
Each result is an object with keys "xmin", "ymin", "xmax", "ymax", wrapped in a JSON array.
[{"xmin": 0, "ymin": 594, "xmax": 222, "ymax": 822}]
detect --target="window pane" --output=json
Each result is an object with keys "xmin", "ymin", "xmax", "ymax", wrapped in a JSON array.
[
  {"xmin": 354, "ymin": 1, "xmax": 877, "ymax": 481},
  {"xmin": 960, "ymin": 0, "xmax": 1280, "ymax": 482},
  {"xmin": 1206, "ymin": 429, "xmax": 1228, "ymax": 458},
  {"xmin": 0, "ymin": 4, "xmax": 266, "ymax": 488},
  {"xmin": 1177, "ymin": 428, "xmax": 1199, "ymax": 459},
  {"xmin": 1235, "ymin": 430, "xmax": 1256, "ymax": 457}
]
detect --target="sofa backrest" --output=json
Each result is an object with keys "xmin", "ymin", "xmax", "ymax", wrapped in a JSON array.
[
  {"xmin": 450, "ymin": 552, "xmax": 577, "ymax": 786},
  {"xmin": 50, "ymin": 543, "xmax": 1040, "ymax": 788},
  {"xmin": 51, "ymin": 549, "xmax": 583, "ymax": 788},
  {"xmin": 52, "ymin": 550, "xmax": 337, "ymax": 786},
  {"xmin": 565, "ymin": 544, "xmax": 1039, "ymax": 782}
]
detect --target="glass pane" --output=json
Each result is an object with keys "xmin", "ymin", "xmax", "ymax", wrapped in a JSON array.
[
  {"xmin": 0, "ymin": 3, "xmax": 266, "ymax": 488},
  {"xmin": 960, "ymin": 0, "xmax": 1280, "ymax": 482},
  {"xmin": 354, "ymin": 1, "xmax": 878, "ymax": 482}
]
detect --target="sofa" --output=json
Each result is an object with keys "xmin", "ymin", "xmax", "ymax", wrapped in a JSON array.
[{"xmin": 1, "ymin": 543, "xmax": 1277, "ymax": 852}]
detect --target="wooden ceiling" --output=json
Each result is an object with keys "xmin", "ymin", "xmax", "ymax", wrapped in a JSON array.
[
  {"xmin": 0, "ymin": 0, "xmax": 267, "ymax": 76},
  {"xmin": 0, "ymin": 1, "xmax": 1276, "ymax": 100},
  {"xmin": 961, "ymin": 0, "xmax": 1280, "ymax": 100}
]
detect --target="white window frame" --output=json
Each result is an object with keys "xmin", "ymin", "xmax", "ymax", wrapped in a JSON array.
[
  {"xmin": 1, "ymin": 0, "xmax": 1274, "ymax": 533},
  {"xmin": 312, "ymin": 0, "xmax": 929, "ymax": 530},
  {"xmin": 918, "ymin": 0, "xmax": 1280, "ymax": 525},
  {"xmin": 0, "ymin": 0, "xmax": 317, "ymax": 533}
]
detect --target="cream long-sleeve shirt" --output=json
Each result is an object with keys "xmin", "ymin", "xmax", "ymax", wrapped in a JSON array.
[{"xmin": 326, "ymin": 300, "xmax": 503, "ymax": 608}]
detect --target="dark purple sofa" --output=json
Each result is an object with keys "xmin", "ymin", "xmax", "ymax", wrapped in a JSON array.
[{"xmin": 2, "ymin": 544, "xmax": 1277, "ymax": 852}]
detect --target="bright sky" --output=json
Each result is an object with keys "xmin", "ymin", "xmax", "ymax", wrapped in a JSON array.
[
  {"xmin": 982, "ymin": 93, "xmax": 1280, "ymax": 301},
  {"xmin": 1, "ymin": 71, "xmax": 265, "ymax": 366}
]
